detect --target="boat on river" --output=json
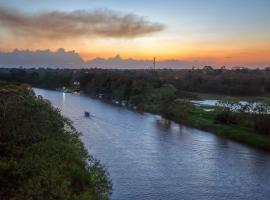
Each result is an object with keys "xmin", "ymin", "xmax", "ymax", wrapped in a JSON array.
[{"xmin": 85, "ymin": 112, "xmax": 95, "ymax": 118}]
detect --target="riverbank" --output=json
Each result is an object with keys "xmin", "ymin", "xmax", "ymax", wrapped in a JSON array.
[
  {"xmin": 139, "ymin": 100, "xmax": 270, "ymax": 151},
  {"xmin": 85, "ymin": 89, "xmax": 270, "ymax": 152},
  {"xmin": 169, "ymin": 108, "xmax": 270, "ymax": 152},
  {"xmin": 34, "ymin": 87, "xmax": 270, "ymax": 200},
  {"xmin": 10, "ymin": 81, "xmax": 270, "ymax": 152},
  {"xmin": 47, "ymin": 85, "xmax": 270, "ymax": 152},
  {"xmin": 0, "ymin": 83, "xmax": 112, "ymax": 199}
]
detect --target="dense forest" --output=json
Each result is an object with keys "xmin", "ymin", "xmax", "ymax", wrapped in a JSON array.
[
  {"xmin": 0, "ymin": 82, "xmax": 111, "ymax": 200},
  {"xmin": 0, "ymin": 67, "xmax": 270, "ymax": 96}
]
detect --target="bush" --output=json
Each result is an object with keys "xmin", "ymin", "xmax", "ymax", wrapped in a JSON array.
[
  {"xmin": 167, "ymin": 100, "xmax": 195, "ymax": 119},
  {"xmin": 253, "ymin": 114, "xmax": 270, "ymax": 135},
  {"xmin": 215, "ymin": 111, "xmax": 238, "ymax": 125},
  {"xmin": 0, "ymin": 83, "xmax": 112, "ymax": 200}
]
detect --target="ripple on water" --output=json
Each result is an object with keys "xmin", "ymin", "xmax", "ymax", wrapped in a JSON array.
[{"xmin": 34, "ymin": 88, "xmax": 270, "ymax": 200}]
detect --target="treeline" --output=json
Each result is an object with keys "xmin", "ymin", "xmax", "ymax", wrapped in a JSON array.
[
  {"xmin": 0, "ymin": 82, "xmax": 111, "ymax": 200},
  {"xmin": 168, "ymin": 67, "xmax": 270, "ymax": 96},
  {"xmin": 1, "ymin": 67, "xmax": 270, "ymax": 96},
  {"xmin": 0, "ymin": 68, "xmax": 74, "ymax": 89}
]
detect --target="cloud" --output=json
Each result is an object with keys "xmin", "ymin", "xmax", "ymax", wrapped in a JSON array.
[{"xmin": 0, "ymin": 7, "xmax": 165, "ymax": 39}]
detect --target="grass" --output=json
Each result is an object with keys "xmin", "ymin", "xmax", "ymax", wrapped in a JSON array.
[
  {"xmin": 181, "ymin": 108, "xmax": 270, "ymax": 151},
  {"xmin": 128, "ymin": 91, "xmax": 270, "ymax": 152}
]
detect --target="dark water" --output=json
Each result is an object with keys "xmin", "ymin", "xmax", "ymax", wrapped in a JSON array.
[{"xmin": 34, "ymin": 88, "xmax": 270, "ymax": 200}]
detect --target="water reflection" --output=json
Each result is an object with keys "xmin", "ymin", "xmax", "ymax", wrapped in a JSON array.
[
  {"xmin": 62, "ymin": 92, "xmax": 66, "ymax": 104},
  {"xmin": 34, "ymin": 88, "xmax": 270, "ymax": 200},
  {"xmin": 156, "ymin": 117, "xmax": 172, "ymax": 130}
]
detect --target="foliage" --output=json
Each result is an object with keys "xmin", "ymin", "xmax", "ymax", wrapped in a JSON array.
[
  {"xmin": 214, "ymin": 111, "xmax": 238, "ymax": 125},
  {"xmin": 168, "ymin": 68, "xmax": 270, "ymax": 96},
  {"xmin": 253, "ymin": 113, "xmax": 270, "ymax": 135},
  {"xmin": 1, "ymin": 67, "xmax": 270, "ymax": 97},
  {"xmin": 214, "ymin": 100, "xmax": 270, "ymax": 135},
  {"xmin": 0, "ymin": 83, "xmax": 112, "ymax": 200},
  {"xmin": 167, "ymin": 100, "xmax": 195, "ymax": 120}
]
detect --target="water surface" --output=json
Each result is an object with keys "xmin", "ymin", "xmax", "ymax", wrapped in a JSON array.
[{"xmin": 34, "ymin": 88, "xmax": 270, "ymax": 200}]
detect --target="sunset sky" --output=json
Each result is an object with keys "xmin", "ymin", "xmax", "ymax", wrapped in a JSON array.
[{"xmin": 0, "ymin": 0, "xmax": 269, "ymax": 67}]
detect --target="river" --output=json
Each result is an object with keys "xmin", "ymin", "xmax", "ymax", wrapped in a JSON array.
[{"xmin": 34, "ymin": 88, "xmax": 270, "ymax": 200}]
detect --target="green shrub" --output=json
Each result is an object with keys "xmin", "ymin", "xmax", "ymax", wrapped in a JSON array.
[
  {"xmin": 0, "ymin": 83, "xmax": 112, "ymax": 200},
  {"xmin": 215, "ymin": 111, "xmax": 238, "ymax": 125}
]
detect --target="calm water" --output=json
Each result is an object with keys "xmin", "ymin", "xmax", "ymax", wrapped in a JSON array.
[{"xmin": 34, "ymin": 88, "xmax": 270, "ymax": 200}]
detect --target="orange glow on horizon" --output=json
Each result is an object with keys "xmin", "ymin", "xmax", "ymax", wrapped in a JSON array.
[
  {"xmin": 79, "ymin": 47, "xmax": 270, "ymax": 67},
  {"xmin": 1, "ymin": 36, "xmax": 270, "ymax": 67}
]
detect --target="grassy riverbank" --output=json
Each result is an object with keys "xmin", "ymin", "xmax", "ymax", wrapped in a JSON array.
[
  {"xmin": 138, "ymin": 93, "xmax": 270, "ymax": 151},
  {"xmin": 170, "ymin": 107, "xmax": 270, "ymax": 151},
  {"xmin": 0, "ymin": 82, "xmax": 112, "ymax": 200},
  {"xmin": 82, "ymin": 83, "xmax": 270, "ymax": 151}
]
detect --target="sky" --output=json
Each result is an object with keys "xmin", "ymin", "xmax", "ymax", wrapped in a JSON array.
[{"xmin": 0, "ymin": 0, "xmax": 269, "ymax": 67}]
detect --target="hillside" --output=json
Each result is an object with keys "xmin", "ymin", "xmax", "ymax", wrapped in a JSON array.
[{"xmin": 0, "ymin": 82, "xmax": 111, "ymax": 200}]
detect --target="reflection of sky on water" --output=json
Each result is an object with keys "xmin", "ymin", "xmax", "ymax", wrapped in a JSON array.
[
  {"xmin": 62, "ymin": 92, "xmax": 66, "ymax": 104},
  {"xmin": 34, "ymin": 88, "xmax": 270, "ymax": 200}
]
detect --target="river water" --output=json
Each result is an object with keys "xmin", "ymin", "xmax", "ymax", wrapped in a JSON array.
[{"xmin": 34, "ymin": 88, "xmax": 270, "ymax": 200}]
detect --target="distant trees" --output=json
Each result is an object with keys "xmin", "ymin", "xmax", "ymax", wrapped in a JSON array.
[
  {"xmin": 169, "ymin": 68, "xmax": 270, "ymax": 96},
  {"xmin": 1, "ymin": 67, "xmax": 270, "ymax": 96},
  {"xmin": 0, "ymin": 68, "xmax": 74, "ymax": 89}
]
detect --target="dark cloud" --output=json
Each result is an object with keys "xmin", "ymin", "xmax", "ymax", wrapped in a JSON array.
[{"xmin": 0, "ymin": 7, "xmax": 165, "ymax": 39}]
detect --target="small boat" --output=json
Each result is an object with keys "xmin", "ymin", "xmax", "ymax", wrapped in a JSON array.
[
  {"xmin": 85, "ymin": 112, "xmax": 95, "ymax": 118},
  {"xmin": 85, "ymin": 112, "xmax": 90, "ymax": 117}
]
